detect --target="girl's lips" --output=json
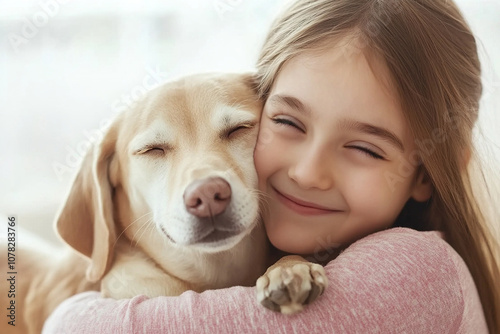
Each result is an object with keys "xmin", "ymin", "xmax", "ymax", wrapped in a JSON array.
[{"xmin": 272, "ymin": 187, "xmax": 341, "ymax": 216}]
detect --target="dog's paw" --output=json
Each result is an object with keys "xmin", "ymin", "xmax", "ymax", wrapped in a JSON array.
[{"xmin": 256, "ymin": 261, "xmax": 328, "ymax": 315}]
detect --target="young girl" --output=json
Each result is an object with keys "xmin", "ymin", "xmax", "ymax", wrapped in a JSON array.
[{"xmin": 43, "ymin": 0, "xmax": 500, "ymax": 333}]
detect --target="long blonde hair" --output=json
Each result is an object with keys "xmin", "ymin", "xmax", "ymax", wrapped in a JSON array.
[{"xmin": 256, "ymin": 0, "xmax": 500, "ymax": 331}]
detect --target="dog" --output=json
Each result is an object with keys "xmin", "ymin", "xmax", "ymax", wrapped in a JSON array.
[
  {"xmin": 0, "ymin": 72, "xmax": 270, "ymax": 334},
  {"xmin": 1, "ymin": 72, "xmax": 329, "ymax": 334}
]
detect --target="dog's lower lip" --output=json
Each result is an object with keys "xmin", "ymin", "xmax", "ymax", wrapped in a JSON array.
[
  {"xmin": 161, "ymin": 225, "xmax": 240, "ymax": 246},
  {"xmin": 197, "ymin": 229, "xmax": 238, "ymax": 244}
]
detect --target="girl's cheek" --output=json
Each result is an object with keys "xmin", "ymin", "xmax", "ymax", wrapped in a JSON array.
[
  {"xmin": 254, "ymin": 127, "xmax": 273, "ymax": 176},
  {"xmin": 254, "ymin": 122, "xmax": 276, "ymax": 154},
  {"xmin": 343, "ymin": 169, "xmax": 390, "ymax": 208},
  {"xmin": 254, "ymin": 118, "xmax": 279, "ymax": 159}
]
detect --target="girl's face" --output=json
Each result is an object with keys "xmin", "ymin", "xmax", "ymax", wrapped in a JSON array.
[{"xmin": 254, "ymin": 46, "xmax": 432, "ymax": 255}]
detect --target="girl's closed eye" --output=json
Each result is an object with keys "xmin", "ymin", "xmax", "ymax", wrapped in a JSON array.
[
  {"xmin": 346, "ymin": 144, "xmax": 386, "ymax": 160},
  {"xmin": 271, "ymin": 117, "xmax": 304, "ymax": 132}
]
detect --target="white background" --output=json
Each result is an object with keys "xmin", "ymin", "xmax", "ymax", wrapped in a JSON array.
[{"xmin": 0, "ymin": 0, "xmax": 499, "ymax": 245}]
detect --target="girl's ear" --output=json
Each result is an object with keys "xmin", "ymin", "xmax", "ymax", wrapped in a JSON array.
[{"xmin": 411, "ymin": 168, "xmax": 433, "ymax": 202}]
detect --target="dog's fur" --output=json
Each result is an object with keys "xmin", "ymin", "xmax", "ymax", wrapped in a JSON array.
[{"xmin": 0, "ymin": 73, "xmax": 269, "ymax": 334}]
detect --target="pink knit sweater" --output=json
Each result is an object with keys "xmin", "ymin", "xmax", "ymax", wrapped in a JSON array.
[{"xmin": 42, "ymin": 228, "xmax": 488, "ymax": 333}]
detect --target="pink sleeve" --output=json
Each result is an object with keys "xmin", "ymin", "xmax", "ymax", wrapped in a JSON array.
[{"xmin": 42, "ymin": 228, "xmax": 488, "ymax": 334}]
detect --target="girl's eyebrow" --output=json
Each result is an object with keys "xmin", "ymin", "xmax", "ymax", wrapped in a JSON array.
[
  {"xmin": 267, "ymin": 94, "xmax": 311, "ymax": 116},
  {"xmin": 338, "ymin": 118, "xmax": 405, "ymax": 152}
]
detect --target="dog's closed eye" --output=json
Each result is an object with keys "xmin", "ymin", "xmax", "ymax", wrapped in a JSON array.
[
  {"xmin": 223, "ymin": 123, "xmax": 256, "ymax": 139},
  {"xmin": 134, "ymin": 145, "xmax": 169, "ymax": 155}
]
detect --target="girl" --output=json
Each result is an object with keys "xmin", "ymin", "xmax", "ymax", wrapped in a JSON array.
[{"xmin": 44, "ymin": 0, "xmax": 500, "ymax": 333}]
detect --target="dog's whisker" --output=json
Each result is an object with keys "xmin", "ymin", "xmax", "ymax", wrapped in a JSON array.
[
  {"xmin": 132, "ymin": 218, "xmax": 154, "ymax": 247},
  {"xmin": 136, "ymin": 220, "xmax": 156, "ymax": 247},
  {"xmin": 250, "ymin": 188, "xmax": 271, "ymax": 208},
  {"xmin": 130, "ymin": 219, "xmax": 147, "ymax": 245},
  {"xmin": 248, "ymin": 187, "xmax": 270, "ymax": 199},
  {"xmin": 113, "ymin": 212, "xmax": 153, "ymax": 250},
  {"xmin": 115, "ymin": 211, "xmax": 152, "ymax": 244}
]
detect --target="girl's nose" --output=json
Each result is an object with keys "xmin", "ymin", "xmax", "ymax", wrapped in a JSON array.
[{"xmin": 288, "ymin": 148, "xmax": 333, "ymax": 190}]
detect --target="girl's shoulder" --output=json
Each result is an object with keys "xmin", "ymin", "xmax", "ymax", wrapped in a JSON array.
[
  {"xmin": 336, "ymin": 227, "xmax": 457, "ymax": 264},
  {"xmin": 321, "ymin": 227, "xmax": 487, "ymax": 333},
  {"xmin": 327, "ymin": 227, "xmax": 455, "ymax": 275},
  {"xmin": 329, "ymin": 227, "xmax": 477, "ymax": 295},
  {"xmin": 345, "ymin": 226, "xmax": 447, "ymax": 256}
]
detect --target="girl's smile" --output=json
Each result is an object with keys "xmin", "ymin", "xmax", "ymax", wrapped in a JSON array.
[{"xmin": 271, "ymin": 185, "xmax": 343, "ymax": 216}]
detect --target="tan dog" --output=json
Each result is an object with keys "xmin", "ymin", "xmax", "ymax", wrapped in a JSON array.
[{"xmin": 0, "ymin": 73, "xmax": 269, "ymax": 334}]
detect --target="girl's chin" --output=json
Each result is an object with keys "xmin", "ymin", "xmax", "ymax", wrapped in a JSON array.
[
  {"xmin": 266, "ymin": 225, "xmax": 313, "ymax": 254},
  {"xmin": 265, "ymin": 219, "xmax": 346, "ymax": 254}
]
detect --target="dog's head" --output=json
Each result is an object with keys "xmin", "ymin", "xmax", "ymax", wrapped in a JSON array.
[{"xmin": 55, "ymin": 73, "xmax": 263, "ymax": 282}]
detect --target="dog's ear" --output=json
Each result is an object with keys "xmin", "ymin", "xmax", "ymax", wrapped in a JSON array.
[{"xmin": 55, "ymin": 121, "xmax": 120, "ymax": 282}]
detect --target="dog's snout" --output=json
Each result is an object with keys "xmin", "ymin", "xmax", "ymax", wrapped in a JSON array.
[{"xmin": 184, "ymin": 177, "xmax": 231, "ymax": 218}]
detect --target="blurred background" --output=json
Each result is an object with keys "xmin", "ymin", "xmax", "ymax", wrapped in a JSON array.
[{"xmin": 0, "ymin": 0, "xmax": 499, "ymax": 246}]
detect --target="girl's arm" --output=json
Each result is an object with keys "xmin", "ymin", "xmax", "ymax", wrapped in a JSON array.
[{"xmin": 42, "ymin": 228, "xmax": 487, "ymax": 334}]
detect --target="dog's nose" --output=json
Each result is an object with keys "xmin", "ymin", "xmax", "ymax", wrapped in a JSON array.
[{"xmin": 183, "ymin": 177, "xmax": 231, "ymax": 218}]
